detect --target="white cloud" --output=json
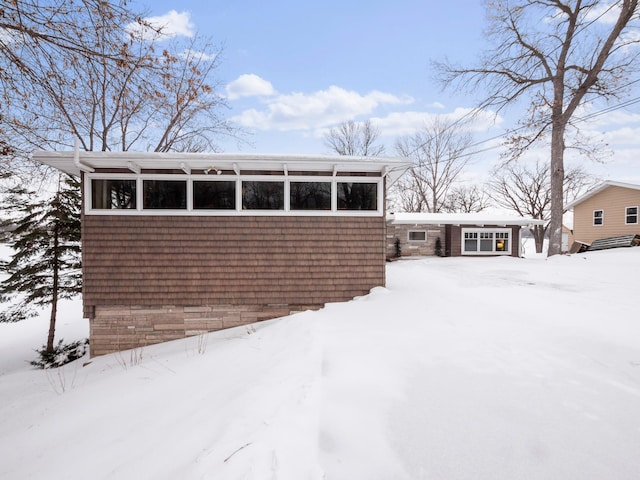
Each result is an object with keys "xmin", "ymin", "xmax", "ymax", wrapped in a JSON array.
[
  {"xmin": 232, "ymin": 85, "xmax": 413, "ymax": 131},
  {"xmin": 128, "ymin": 10, "xmax": 195, "ymax": 41},
  {"xmin": 583, "ymin": 3, "xmax": 622, "ymax": 24},
  {"xmin": 178, "ymin": 49, "xmax": 217, "ymax": 61},
  {"xmin": 226, "ymin": 74, "xmax": 276, "ymax": 100}
]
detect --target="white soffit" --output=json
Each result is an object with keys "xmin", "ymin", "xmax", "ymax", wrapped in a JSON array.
[{"xmin": 32, "ymin": 151, "xmax": 412, "ymax": 185}]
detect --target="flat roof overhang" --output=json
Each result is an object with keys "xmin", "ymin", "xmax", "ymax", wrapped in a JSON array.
[
  {"xmin": 387, "ymin": 212, "xmax": 546, "ymax": 227},
  {"xmin": 32, "ymin": 151, "xmax": 413, "ymax": 186}
]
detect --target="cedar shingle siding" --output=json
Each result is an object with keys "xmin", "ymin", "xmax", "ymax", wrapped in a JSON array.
[{"xmin": 83, "ymin": 215, "xmax": 385, "ymax": 355}]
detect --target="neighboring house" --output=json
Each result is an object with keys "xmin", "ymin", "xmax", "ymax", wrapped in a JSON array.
[
  {"xmin": 565, "ymin": 181, "xmax": 640, "ymax": 245},
  {"xmin": 34, "ymin": 151, "xmax": 411, "ymax": 356},
  {"xmin": 387, "ymin": 212, "xmax": 545, "ymax": 258},
  {"xmin": 562, "ymin": 224, "xmax": 574, "ymax": 253}
]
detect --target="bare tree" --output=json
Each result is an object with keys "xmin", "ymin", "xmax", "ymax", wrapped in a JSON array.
[
  {"xmin": 0, "ymin": 1, "xmax": 151, "ymax": 157},
  {"xmin": 435, "ymin": 0, "xmax": 640, "ymax": 256},
  {"xmin": 393, "ymin": 116, "xmax": 473, "ymax": 212},
  {"xmin": 442, "ymin": 184, "xmax": 491, "ymax": 213},
  {"xmin": 488, "ymin": 159, "xmax": 595, "ymax": 253},
  {"xmin": 1, "ymin": 0, "xmax": 236, "ymax": 173},
  {"xmin": 324, "ymin": 120, "xmax": 385, "ymax": 156}
]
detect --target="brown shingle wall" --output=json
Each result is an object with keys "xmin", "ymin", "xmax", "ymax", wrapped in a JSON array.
[{"xmin": 82, "ymin": 215, "xmax": 385, "ymax": 311}]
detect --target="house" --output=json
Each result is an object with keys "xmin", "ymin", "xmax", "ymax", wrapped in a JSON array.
[
  {"xmin": 34, "ymin": 150, "xmax": 411, "ymax": 356},
  {"xmin": 562, "ymin": 224, "xmax": 574, "ymax": 253},
  {"xmin": 565, "ymin": 180, "xmax": 640, "ymax": 245},
  {"xmin": 386, "ymin": 212, "xmax": 545, "ymax": 258}
]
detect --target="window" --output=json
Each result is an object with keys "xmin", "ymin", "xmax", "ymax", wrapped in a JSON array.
[
  {"xmin": 464, "ymin": 231, "xmax": 478, "ymax": 252},
  {"xmin": 91, "ymin": 179, "xmax": 136, "ymax": 209},
  {"xmin": 143, "ymin": 180, "xmax": 187, "ymax": 209},
  {"xmin": 462, "ymin": 229, "xmax": 510, "ymax": 255},
  {"xmin": 242, "ymin": 181, "xmax": 284, "ymax": 210},
  {"xmin": 337, "ymin": 182, "xmax": 377, "ymax": 210},
  {"xmin": 193, "ymin": 181, "xmax": 235, "ymax": 210},
  {"xmin": 495, "ymin": 232, "xmax": 509, "ymax": 252},
  {"xmin": 593, "ymin": 210, "xmax": 604, "ymax": 226},
  {"xmin": 626, "ymin": 206, "xmax": 638, "ymax": 225},
  {"xmin": 408, "ymin": 230, "xmax": 426, "ymax": 242},
  {"xmin": 479, "ymin": 232, "xmax": 493, "ymax": 252},
  {"xmin": 290, "ymin": 182, "xmax": 331, "ymax": 210}
]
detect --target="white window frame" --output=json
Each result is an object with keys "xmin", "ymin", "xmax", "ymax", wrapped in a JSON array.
[
  {"xmin": 625, "ymin": 206, "xmax": 638, "ymax": 225},
  {"xmin": 593, "ymin": 209, "xmax": 604, "ymax": 226},
  {"xmin": 84, "ymin": 173, "xmax": 384, "ymax": 217},
  {"xmin": 407, "ymin": 230, "xmax": 427, "ymax": 242},
  {"xmin": 461, "ymin": 228, "xmax": 512, "ymax": 256}
]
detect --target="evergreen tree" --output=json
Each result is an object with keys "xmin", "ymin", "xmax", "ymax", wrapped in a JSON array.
[{"xmin": 0, "ymin": 175, "xmax": 81, "ymax": 352}]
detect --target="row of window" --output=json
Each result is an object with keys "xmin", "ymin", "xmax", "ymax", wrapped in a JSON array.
[
  {"xmin": 90, "ymin": 178, "xmax": 379, "ymax": 212},
  {"xmin": 593, "ymin": 206, "xmax": 638, "ymax": 226},
  {"xmin": 463, "ymin": 230, "xmax": 510, "ymax": 254}
]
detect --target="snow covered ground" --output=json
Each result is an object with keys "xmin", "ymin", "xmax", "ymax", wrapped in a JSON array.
[{"xmin": 1, "ymin": 243, "xmax": 639, "ymax": 479}]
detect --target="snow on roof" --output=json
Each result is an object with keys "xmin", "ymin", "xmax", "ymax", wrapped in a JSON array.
[
  {"xmin": 387, "ymin": 212, "xmax": 545, "ymax": 226},
  {"xmin": 565, "ymin": 180, "xmax": 640, "ymax": 209},
  {"xmin": 32, "ymin": 150, "xmax": 412, "ymax": 186}
]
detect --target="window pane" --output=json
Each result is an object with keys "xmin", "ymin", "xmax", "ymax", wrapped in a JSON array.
[
  {"xmin": 143, "ymin": 180, "xmax": 187, "ymax": 209},
  {"xmin": 480, "ymin": 239, "xmax": 493, "ymax": 251},
  {"xmin": 464, "ymin": 239, "xmax": 478, "ymax": 252},
  {"xmin": 593, "ymin": 210, "xmax": 603, "ymax": 225},
  {"xmin": 290, "ymin": 182, "xmax": 331, "ymax": 210},
  {"xmin": 193, "ymin": 181, "xmax": 236, "ymax": 210},
  {"xmin": 337, "ymin": 182, "xmax": 377, "ymax": 210},
  {"xmin": 91, "ymin": 179, "xmax": 136, "ymax": 209},
  {"xmin": 242, "ymin": 181, "xmax": 284, "ymax": 210},
  {"xmin": 626, "ymin": 207, "xmax": 638, "ymax": 224},
  {"xmin": 495, "ymin": 237, "xmax": 508, "ymax": 251},
  {"xmin": 408, "ymin": 231, "xmax": 426, "ymax": 241}
]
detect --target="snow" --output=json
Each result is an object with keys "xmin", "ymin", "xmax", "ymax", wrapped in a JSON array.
[{"xmin": 1, "ymin": 242, "xmax": 639, "ymax": 479}]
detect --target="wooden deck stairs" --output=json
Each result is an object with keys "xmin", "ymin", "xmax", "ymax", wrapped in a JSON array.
[{"xmin": 587, "ymin": 234, "xmax": 640, "ymax": 251}]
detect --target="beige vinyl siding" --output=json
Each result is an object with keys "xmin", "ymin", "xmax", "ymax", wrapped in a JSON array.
[{"xmin": 573, "ymin": 186, "xmax": 640, "ymax": 244}]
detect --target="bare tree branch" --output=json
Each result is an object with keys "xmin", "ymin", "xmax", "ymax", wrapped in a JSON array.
[
  {"xmin": 324, "ymin": 120, "xmax": 385, "ymax": 156},
  {"xmin": 393, "ymin": 116, "xmax": 473, "ymax": 213}
]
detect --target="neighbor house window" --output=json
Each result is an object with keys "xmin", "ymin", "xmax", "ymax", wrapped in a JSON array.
[
  {"xmin": 495, "ymin": 232, "xmax": 509, "ymax": 252},
  {"xmin": 593, "ymin": 210, "xmax": 604, "ymax": 226},
  {"xmin": 462, "ymin": 229, "xmax": 510, "ymax": 255},
  {"xmin": 337, "ymin": 182, "xmax": 377, "ymax": 210},
  {"xmin": 464, "ymin": 231, "xmax": 478, "ymax": 252},
  {"xmin": 91, "ymin": 179, "xmax": 136, "ymax": 209},
  {"xmin": 408, "ymin": 230, "xmax": 426, "ymax": 242},
  {"xmin": 193, "ymin": 181, "xmax": 236, "ymax": 210},
  {"xmin": 290, "ymin": 182, "xmax": 331, "ymax": 210},
  {"xmin": 626, "ymin": 206, "xmax": 638, "ymax": 225},
  {"xmin": 242, "ymin": 181, "xmax": 284, "ymax": 210},
  {"xmin": 143, "ymin": 180, "xmax": 187, "ymax": 209}
]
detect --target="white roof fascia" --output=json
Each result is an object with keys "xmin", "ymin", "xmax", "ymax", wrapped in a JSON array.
[{"xmin": 32, "ymin": 151, "xmax": 412, "ymax": 184}]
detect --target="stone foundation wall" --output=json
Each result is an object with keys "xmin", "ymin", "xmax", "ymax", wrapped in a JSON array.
[{"xmin": 90, "ymin": 303, "xmax": 321, "ymax": 356}]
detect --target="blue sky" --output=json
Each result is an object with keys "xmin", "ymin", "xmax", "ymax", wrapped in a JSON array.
[{"xmin": 139, "ymin": 1, "xmax": 639, "ymax": 184}]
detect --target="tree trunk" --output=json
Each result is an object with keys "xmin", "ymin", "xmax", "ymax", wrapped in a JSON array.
[
  {"xmin": 531, "ymin": 225, "xmax": 544, "ymax": 254},
  {"xmin": 47, "ymin": 217, "xmax": 60, "ymax": 352},
  {"xmin": 548, "ymin": 122, "xmax": 565, "ymax": 257}
]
